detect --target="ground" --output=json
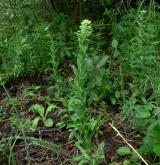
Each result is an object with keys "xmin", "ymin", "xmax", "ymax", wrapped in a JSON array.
[{"xmin": 0, "ymin": 74, "xmax": 140, "ymax": 165}]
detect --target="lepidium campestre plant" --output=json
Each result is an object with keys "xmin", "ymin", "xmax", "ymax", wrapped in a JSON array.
[{"xmin": 66, "ymin": 20, "xmax": 104, "ymax": 165}]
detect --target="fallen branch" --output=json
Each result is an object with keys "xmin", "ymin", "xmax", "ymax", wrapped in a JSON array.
[{"xmin": 109, "ymin": 123, "xmax": 149, "ymax": 165}]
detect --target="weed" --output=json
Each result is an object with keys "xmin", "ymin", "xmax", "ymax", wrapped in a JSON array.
[
  {"xmin": 10, "ymin": 115, "xmax": 31, "ymax": 131},
  {"xmin": 63, "ymin": 19, "xmax": 105, "ymax": 164},
  {"xmin": 113, "ymin": 8, "xmax": 160, "ymax": 96},
  {"xmin": 30, "ymin": 103, "xmax": 56, "ymax": 130},
  {"xmin": 122, "ymin": 92, "xmax": 160, "ymax": 161},
  {"xmin": 111, "ymin": 4, "xmax": 160, "ymax": 163},
  {"xmin": 24, "ymin": 85, "xmax": 40, "ymax": 98}
]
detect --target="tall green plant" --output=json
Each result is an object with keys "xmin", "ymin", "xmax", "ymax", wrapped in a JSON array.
[{"xmin": 62, "ymin": 20, "xmax": 105, "ymax": 164}]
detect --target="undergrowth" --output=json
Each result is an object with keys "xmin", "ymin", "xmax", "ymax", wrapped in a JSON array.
[{"xmin": 0, "ymin": 0, "xmax": 160, "ymax": 164}]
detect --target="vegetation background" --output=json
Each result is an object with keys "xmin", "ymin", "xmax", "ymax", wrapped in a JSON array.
[{"xmin": 0, "ymin": 0, "xmax": 160, "ymax": 164}]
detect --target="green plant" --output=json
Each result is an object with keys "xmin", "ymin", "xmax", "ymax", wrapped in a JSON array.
[
  {"xmin": 75, "ymin": 141, "xmax": 105, "ymax": 165},
  {"xmin": 1, "ymin": 84, "xmax": 30, "ymax": 163},
  {"xmin": 30, "ymin": 103, "xmax": 56, "ymax": 130},
  {"xmin": 62, "ymin": 19, "xmax": 105, "ymax": 165},
  {"xmin": 46, "ymin": 13, "xmax": 77, "ymax": 98},
  {"xmin": 122, "ymin": 92, "xmax": 153, "ymax": 130},
  {"xmin": 122, "ymin": 92, "xmax": 160, "ymax": 162},
  {"xmin": 10, "ymin": 115, "xmax": 31, "ymax": 131},
  {"xmin": 23, "ymin": 85, "xmax": 40, "ymax": 97},
  {"xmin": 112, "ymin": 8, "xmax": 160, "ymax": 97},
  {"xmin": 49, "ymin": 39, "xmax": 67, "ymax": 98},
  {"xmin": 85, "ymin": 54, "xmax": 113, "ymax": 103},
  {"xmin": 116, "ymin": 146, "xmax": 131, "ymax": 156},
  {"xmin": 111, "ymin": 6, "xmax": 160, "ymax": 163},
  {"xmin": 140, "ymin": 109, "xmax": 160, "ymax": 159},
  {"xmin": 0, "ymin": 0, "xmax": 53, "ymax": 82},
  {"xmin": 110, "ymin": 159, "xmax": 132, "ymax": 165}
]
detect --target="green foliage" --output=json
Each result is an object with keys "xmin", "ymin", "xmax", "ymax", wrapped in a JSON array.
[
  {"xmin": 30, "ymin": 103, "xmax": 56, "ymax": 129},
  {"xmin": 48, "ymin": 13, "xmax": 76, "ymax": 97},
  {"xmin": 141, "ymin": 120, "xmax": 160, "ymax": 157},
  {"xmin": 110, "ymin": 159, "xmax": 131, "ymax": 165},
  {"xmin": 85, "ymin": 54, "xmax": 113, "ymax": 103},
  {"xmin": 112, "ymin": 9, "xmax": 160, "ymax": 96},
  {"xmin": 0, "ymin": 1, "xmax": 76, "ymax": 83},
  {"xmin": 122, "ymin": 92, "xmax": 160, "ymax": 160},
  {"xmin": 1, "ymin": 0, "xmax": 160, "ymax": 164},
  {"xmin": 10, "ymin": 115, "xmax": 31, "ymax": 131},
  {"xmin": 23, "ymin": 85, "xmax": 41, "ymax": 98},
  {"xmin": 75, "ymin": 142, "xmax": 105, "ymax": 165},
  {"xmin": 116, "ymin": 146, "xmax": 131, "ymax": 156},
  {"xmin": 0, "ymin": 1, "xmax": 50, "ymax": 82},
  {"xmin": 111, "ymin": 6, "xmax": 160, "ymax": 162},
  {"xmin": 58, "ymin": 19, "xmax": 105, "ymax": 164}
]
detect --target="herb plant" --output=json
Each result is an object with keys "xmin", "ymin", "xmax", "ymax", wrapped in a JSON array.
[
  {"xmin": 65, "ymin": 19, "xmax": 105, "ymax": 165},
  {"xmin": 30, "ymin": 103, "xmax": 56, "ymax": 130}
]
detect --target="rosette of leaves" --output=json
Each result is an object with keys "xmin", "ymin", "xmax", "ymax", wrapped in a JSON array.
[{"xmin": 30, "ymin": 103, "xmax": 56, "ymax": 130}]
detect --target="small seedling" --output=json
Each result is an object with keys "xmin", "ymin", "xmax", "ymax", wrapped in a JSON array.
[
  {"xmin": 30, "ymin": 103, "xmax": 56, "ymax": 130},
  {"xmin": 24, "ymin": 85, "xmax": 40, "ymax": 98},
  {"xmin": 116, "ymin": 146, "xmax": 131, "ymax": 156}
]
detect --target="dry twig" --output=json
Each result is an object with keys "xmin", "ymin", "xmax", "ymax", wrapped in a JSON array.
[{"xmin": 109, "ymin": 123, "xmax": 149, "ymax": 165}]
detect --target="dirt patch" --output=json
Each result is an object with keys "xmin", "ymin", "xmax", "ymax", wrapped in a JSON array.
[
  {"xmin": 102, "ymin": 117, "xmax": 141, "ymax": 164},
  {"xmin": 0, "ymin": 74, "xmax": 140, "ymax": 164},
  {"xmin": 13, "ymin": 129, "xmax": 77, "ymax": 165}
]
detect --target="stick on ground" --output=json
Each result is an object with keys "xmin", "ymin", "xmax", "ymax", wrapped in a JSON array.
[{"xmin": 109, "ymin": 123, "xmax": 149, "ymax": 165}]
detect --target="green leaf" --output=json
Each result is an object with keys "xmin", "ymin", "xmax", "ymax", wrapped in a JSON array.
[
  {"xmin": 0, "ymin": 144, "xmax": 5, "ymax": 152},
  {"xmin": 96, "ymin": 56, "xmax": 109, "ymax": 68},
  {"xmin": 135, "ymin": 107, "xmax": 151, "ymax": 119},
  {"xmin": 75, "ymin": 143, "xmax": 90, "ymax": 160},
  {"xmin": 95, "ymin": 142, "xmax": 105, "ymax": 161},
  {"xmin": 150, "ymin": 124, "xmax": 160, "ymax": 141},
  {"xmin": 115, "ymin": 91, "xmax": 120, "ymax": 99},
  {"xmin": 78, "ymin": 159, "xmax": 88, "ymax": 165},
  {"xmin": 90, "ymin": 119, "xmax": 98, "ymax": 131},
  {"xmin": 109, "ymin": 162, "xmax": 119, "ymax": 165},
  {"xmin": 86, "ymin": 58, "xmax": 94, "ymax": 71},
  {"xmin": 32, "ymin": 117, "xmax": 40, "ymax": 130},
  {"xmin": 112, "ymin": 39, "xmax": 118, "ymax": 49},
  {"xmin": 116, "ymin": 146, "xmax": 131, "ymax": 156},
  {"xmin": 45, "ymin": 118, "xmax": 54, "ymax": 127},
  {"xmin": 111, "ymin": 97, "xmax": 116, "ymax": 105},
  {"xmin": 154, "ymin": 107, "xmax": 160, "ymax": 117},
  {"xmin": 56, "ymin": 122, "xmax": 66, "ymax": 128},
  {"xmin": 46, "ymin": 104, "xmax": 56, "ymax": 113},
  {"xmin": 130, "ymin": 150, "xmax": 140, "ymax": 161},
  {"xmin": 153, "ymin": 144, "xmax": 160, "ymax": 156},
  {"xmin": 74, "ymin": 156, "xmax": 88, "ymax": 164},
  {"xmin": 31, "ymin": 104, "xmax": 45, "ymax": 117},
  {"xmin": 123, "ymin": 160, "xmax": 130, "ymax": 165}
]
